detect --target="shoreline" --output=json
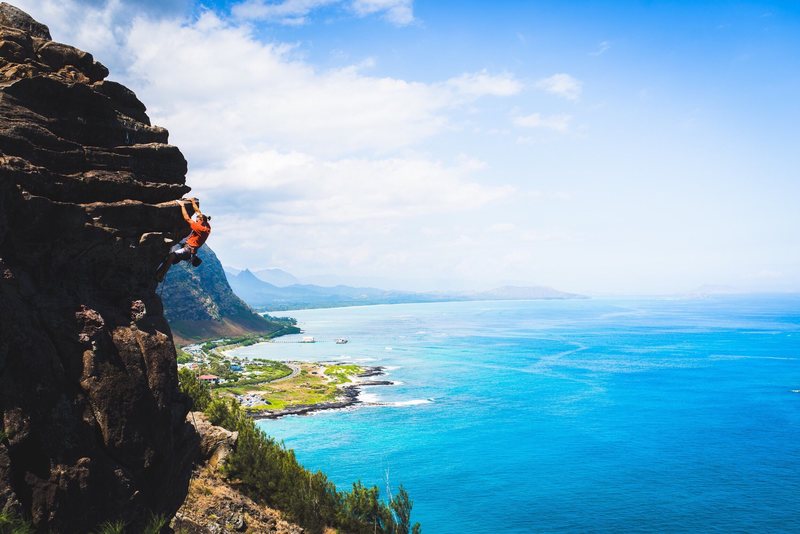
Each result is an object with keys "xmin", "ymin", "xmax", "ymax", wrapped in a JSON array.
[{"xmin": 248, "ymin": 366, "xmax": 394, "ymax": 420}]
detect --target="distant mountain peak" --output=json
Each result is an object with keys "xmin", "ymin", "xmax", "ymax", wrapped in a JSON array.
[
  {"xmin": 253, "ymin": 268, "xmax": 300, "ymax": 287},
  {"xmin": 161, "ymin": 247, "xmax": 288, "ymax": 342}
]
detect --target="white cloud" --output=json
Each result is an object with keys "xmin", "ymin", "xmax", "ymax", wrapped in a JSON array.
[
  {"xmin": 112, "ymin": 10, "xmax": 518, "ymax": 279},
  {"xmin": 535, "ymin": 73, "xmax": 582, "ymax": 101},
  {"xmin": 445, "ymin": 70, "xmax": 522, "ymax": 98},
  {"xmin": 192, "ymin": 150, "xmax": 513, "ymax": 224},
  {"xmin": 350, "ymin": 0, "xmax": 413, "ymax": 25},
  {"xmin": 513, "ymin": 112, "xmax": 572, "ymax": 133},
  {"xmin": 123, "ymin": 13, "xmax": 520, "ymax": 159},
  {"xmin": 11, "ymin": 0, "xmax": 131, "ymax": 69},
  {"xmin": 232, "ymin": 0, "xmax": 338, "ymax": 24},
  {"xmin": 590, "ymin": 40, "xmax": 610, "ymax": 56}
]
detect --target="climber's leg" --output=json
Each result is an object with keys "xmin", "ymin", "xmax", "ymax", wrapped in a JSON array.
[{"xmin": 155, "ymin": 252, "xmax": 175, "ymax": 282}]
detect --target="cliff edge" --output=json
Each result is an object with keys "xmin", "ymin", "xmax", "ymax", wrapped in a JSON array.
[{"xmin": 0, "ymin": 3, "xmax": 198, "ymax": 530}]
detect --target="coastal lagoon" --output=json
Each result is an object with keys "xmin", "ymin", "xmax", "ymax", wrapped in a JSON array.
[{"xmin": 231, "ymin": 297, "xmax": 800, "ymax": 532}]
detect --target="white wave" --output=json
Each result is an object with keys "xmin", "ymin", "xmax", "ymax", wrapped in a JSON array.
[
  {"xmin": 383, "ymin": 366, "xmax": 402, "ymax": 371},
  {"xmin": 359, "ymin": 392, "xmax": 381, "ymax": 403},
  {"xmin": 385, "ymin": 346, "xmax": 393, "ymax": 351},
  {"xmin": 388, "ymin": 399, "xmax": 433, "ymax": 407}
]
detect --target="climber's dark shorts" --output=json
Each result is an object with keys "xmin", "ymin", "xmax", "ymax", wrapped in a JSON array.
[
  {"xmin": 172, "ymin": 245, "xmax": 195, "ymax": 262},
  {"xmin": 172, "ymin": 245, "xmax": 202, "ymax": 267}
]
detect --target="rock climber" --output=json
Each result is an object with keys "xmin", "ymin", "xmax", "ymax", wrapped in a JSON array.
[{"xmin": 156, "ymin": 197, "xmax": 211, "ymax": 282}]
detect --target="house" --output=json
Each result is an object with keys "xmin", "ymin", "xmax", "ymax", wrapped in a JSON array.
[
  {"xmin": 230, "ymin": 364, "xmax": 243, "ymax": 372},
  {"xmin": 198, "ymin": 374, "xmax": 220, "ymax": 385}
]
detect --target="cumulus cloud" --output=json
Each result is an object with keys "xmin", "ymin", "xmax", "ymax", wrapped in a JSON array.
[
  {"xmin": 535, "ymin": 73, "xmax": 582, "ymax": 101},
  {"xmin": 513, "ymin": 112, "xmax": 572, "ymax": 133},
  {"xmin": 124, "ymin": 12, "xmax": 521, "ymax": 159},
  {"xmin": 192, "ymin": 150, "xmax": 513, "ymax": 224}
]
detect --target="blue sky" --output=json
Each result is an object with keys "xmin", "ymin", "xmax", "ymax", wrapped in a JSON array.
[{"xmin": 15, "ymin": 0, "xmax": 800, "ymax": 293}]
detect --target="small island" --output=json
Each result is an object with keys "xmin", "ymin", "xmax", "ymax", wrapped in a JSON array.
[{"xmin": 178, "ymin": 337, "xmax": 393, "ymax": 418}]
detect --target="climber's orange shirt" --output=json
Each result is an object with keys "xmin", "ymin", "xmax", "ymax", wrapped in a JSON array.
[{"xmin": 186, "ymin": 220, "xmax": 210, "ymax": 249}]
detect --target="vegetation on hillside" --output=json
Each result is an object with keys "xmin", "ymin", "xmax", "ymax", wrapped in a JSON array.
[
  {"xmin": 162, "ymin": 246, "xmax": 301, "ymax": 342},
  {"xmin": 179, "ymin": 372, "xmax": 421, "ymax": 533}
]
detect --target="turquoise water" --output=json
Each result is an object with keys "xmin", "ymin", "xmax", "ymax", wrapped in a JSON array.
[{"xmin": 232, "ymin": 297, "xmax": 800, "ymax": 532}]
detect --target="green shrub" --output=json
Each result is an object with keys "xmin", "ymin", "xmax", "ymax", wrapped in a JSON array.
[
  {"xmin": 0, "ymin": 511, "xmax": 34, "ymax": 534},
  {"xmin": 204, "ymin": 397, "xmax": 420, "ymax": 534},
  {"xmin": 93, "ymin": 520, "xmax": 125, "ymax": 534},
  {"xmin": 178, "ymin": 368, "xmax": 211, "ymax": 411}
]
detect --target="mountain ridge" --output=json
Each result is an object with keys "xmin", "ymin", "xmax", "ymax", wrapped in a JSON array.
[
  {"xmin": 161, "ymin": 248, "xmax": 296, "ymax": 344},
  {"xmin": 227, "ymin": 268, "xmax": 583, "ymax": 311}
]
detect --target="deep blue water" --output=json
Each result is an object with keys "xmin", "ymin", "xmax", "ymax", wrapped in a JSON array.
[{"xmin": 232, "ymin": 297, "xmax": 800, "ymax": 533}]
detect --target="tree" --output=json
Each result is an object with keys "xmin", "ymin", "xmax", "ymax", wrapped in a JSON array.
[{"xmin": 177, "ymin": 368, "xmax": 211, "ymax": 411}]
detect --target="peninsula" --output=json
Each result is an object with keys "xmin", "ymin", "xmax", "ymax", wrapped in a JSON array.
[{"xmin": 177, "ymin": 337, "xmax": 394, "ymax": 419}]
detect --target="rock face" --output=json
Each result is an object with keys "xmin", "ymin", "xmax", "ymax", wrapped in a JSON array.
[
  {"xmin": 0, "ymin": 3, "xmax": 198, "ymax": 531},
  {"xmin": 187, "ymin": 412, "xmax": 237, "ymax": 470},
  {"xmin": 161, "ymin": 246, "xmax": 290, "ymax": 345}
]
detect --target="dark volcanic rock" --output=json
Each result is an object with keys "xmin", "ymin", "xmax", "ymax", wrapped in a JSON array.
[
  {"xmin": 0, "ymin": 2, "xmax": 50, "ymax": 40},
  {"xmin": 0, "ymin": 5, "xmax": 199, "ymax": 531}
]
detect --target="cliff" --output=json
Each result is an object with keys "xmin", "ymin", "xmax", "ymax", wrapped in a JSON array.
[
  {"xmin": 161, "ymin": 246, "xmax": 292, "ymax": 345},
  {"xmin": 0, "ymin": 3, "xmax": 198, "ymax": 530}
]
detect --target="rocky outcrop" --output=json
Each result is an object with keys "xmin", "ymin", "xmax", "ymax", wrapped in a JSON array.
[
  {"xmin": 0, "ymin": 3, "xmax": 199, "ymax": 531},
  {"xmin": 189, "ymin": 412, "xmax": 237, "ymax": 470},
  {"xmin": 174, "ymin": 413, "xmax": 302, "ymax": 534},
  {"xmin": 172, "ymin": 466, "xmax": 304, "ymax": 534},
  {"xmin": 161, "ymin": 246, "xmax": 293, "ymax": 345}
]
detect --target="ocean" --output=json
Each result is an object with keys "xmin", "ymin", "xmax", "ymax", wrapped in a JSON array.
[{"xmin": 230, "ymin": 297, "xmax": 800, "ymax": 533}]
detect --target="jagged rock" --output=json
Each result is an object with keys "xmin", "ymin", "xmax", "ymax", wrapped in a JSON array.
[
  {"xmin": 189, "ymin": 412, "xmax": 238, "ymax": 469},
  {"xmin": 0, "ymin": 5, "xmax": 199, "ymax": 531},
  {"xmin": 0, "ymin": 3, "xmax": 50, "ymax": 40}
]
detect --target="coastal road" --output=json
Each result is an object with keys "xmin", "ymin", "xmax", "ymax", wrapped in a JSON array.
[{"xmin": 270, "ymin": 362, "xmax": 301, "ymax": 383}]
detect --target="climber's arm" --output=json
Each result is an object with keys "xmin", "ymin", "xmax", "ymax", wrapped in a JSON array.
[
  {"xmin": 176, "ymin": 200, "xmax": 192, "ymax": 223},
  {"xmin": 189, "ymin": 197, "xmax": 202, "ymax": 216}
]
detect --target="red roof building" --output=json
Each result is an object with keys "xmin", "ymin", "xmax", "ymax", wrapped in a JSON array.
[{"xmin": 198, "ymin": 374, "xmax": 220, "ymax": 384}]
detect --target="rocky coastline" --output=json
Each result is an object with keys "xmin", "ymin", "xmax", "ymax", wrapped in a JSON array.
[{"xmin": 251, "ymin": 366, "xmax": 395, "ymax": 419}]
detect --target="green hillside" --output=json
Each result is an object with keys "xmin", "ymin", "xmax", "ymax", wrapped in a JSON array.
[{"xmin": 160, "ymin": 246, "xmax": 298, "ymax": 344}]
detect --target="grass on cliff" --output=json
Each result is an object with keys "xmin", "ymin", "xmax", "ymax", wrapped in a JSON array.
[
  {"xmin": 0, "ymin": 511, "xmax": 34, "ymax": 534},
  {"xmin": 179, "ymin": 371, "xmax": 421, "ymax": 534},
  {"xmin": 0, "ymin": 512, "xmax": 165, "ymax": 534}
]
